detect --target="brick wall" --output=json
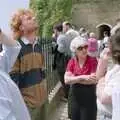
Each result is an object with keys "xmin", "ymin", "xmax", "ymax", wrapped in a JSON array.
[{"xmin": 72, "ymin": 0, "xmax": 120, "ymax": 33}]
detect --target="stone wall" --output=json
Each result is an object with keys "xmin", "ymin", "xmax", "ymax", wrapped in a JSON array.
[{"xmin": 72, "ymin": 0, "xmax": 120, "ymax": 32}]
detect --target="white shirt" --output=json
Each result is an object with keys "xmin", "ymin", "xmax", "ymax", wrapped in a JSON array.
[
  {"xmin": 103, "ymin": 36, "xmax": 109, "ymax": 48},
  {"xmin": 0, "ymin": 43, "xmax": 31, "ymax": 120},
  {"xmin": 98, "ymin": 64, "xmax": 120, "ymax": 120},
  {"xmin": 66, "ymin": 29, "xmax": 79, "ymax": 39},
  {"xmin": 104, "ymin": 64, "xmax": 120, "ymax": 120},
  {"xmin": 57, "ymin": 33, "xmax": 66, "ymax": 53}
]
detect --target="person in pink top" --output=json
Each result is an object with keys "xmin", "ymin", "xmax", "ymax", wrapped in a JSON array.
[{"xmin": 88, "ymin": 32, "xmax": 98, "ymax": 57}]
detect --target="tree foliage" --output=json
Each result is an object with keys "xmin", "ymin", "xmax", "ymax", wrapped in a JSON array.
[{"xmin": 30, "ymin": 0, "xmax": 72, "ymax": 37}]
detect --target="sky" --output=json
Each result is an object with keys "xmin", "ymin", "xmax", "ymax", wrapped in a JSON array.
[{"xmin": 0, "ymin": 0, "xmax": 29, "ymax": 35}]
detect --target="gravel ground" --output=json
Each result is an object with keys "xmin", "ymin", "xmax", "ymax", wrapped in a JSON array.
[{"xmin": 50, "ymin": 101, "xmax": 100, "ymax": 120}]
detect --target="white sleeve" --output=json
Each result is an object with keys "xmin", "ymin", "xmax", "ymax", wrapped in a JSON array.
[
  {"xmin": 112, "ymin": 85, "xmax": 120, "ymax": 120},
  {"xmin": 0, "ymin": 41, "xmax": 21, "ymax": 73},
  {"xmin": 0, "ymin": 98, "xmax": 16, "ymax": 120},
  {"xmin": 0, "ymin": 76, "xmax": 16, "ymax": 120}
]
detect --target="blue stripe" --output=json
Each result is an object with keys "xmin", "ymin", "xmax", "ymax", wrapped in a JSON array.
[{"xmin": 19, "ymin": 68, "xmax": 45, "ymax": 88}]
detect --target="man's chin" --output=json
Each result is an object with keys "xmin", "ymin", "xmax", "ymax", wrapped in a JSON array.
[{"xmin": 27, "ymin": 27, "xmax": 38, "ymax": 32}]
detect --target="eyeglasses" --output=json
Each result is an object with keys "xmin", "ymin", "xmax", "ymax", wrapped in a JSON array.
[{"xmin": 77, "ymin": 45, "xmax": 88, "ymax": 51}]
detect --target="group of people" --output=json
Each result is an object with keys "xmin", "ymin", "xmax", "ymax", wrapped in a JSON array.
[
  {"xmin": 52, "ymin": 19, "xmax": 120, "ymax": 120},
  {"xmin": 0, "ymin": 7, "xmax": 120, "ymax": 120}
]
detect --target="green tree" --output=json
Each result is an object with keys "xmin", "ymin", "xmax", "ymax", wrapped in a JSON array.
[{"xmin": 30, "ymin": 0, "xmax": 72, "ymax": 38}]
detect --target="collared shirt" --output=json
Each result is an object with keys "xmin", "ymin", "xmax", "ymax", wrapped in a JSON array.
[
  {"xmin": 10, "ymin": 37, "xmax": 47, "ymax": 108},
  {"xmin": 21, "ymin": 37, "xmax": 38, "ymax": 45},
  {"xmin": 66, "ymin": 56, "xmax": 97, "ymax": 106},
  {"xmin": 66, "ymin": 55, "xmax": 98, "ymax": 75},
  {"xmin": 0, "ymin": 42, "xmax": 31, "ymax": 120}
]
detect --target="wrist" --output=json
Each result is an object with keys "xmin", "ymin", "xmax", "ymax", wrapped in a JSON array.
[{"xmin": 82, "ymin": 75, "xmax": 90, "ymax": 80}]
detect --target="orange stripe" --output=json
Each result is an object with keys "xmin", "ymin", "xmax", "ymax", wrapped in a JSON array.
[
  {"xmin": 21, "ymin": 80, "xmax": 47, "ymax": 108},
  {"xmin": 20, "ymin": 52, "xmax": 44, "ymax": 73}
]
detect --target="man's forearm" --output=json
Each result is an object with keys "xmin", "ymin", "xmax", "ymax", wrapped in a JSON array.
[{"xmin": 0, "ymin": 33, "xmax": 17, "ymax": 46}]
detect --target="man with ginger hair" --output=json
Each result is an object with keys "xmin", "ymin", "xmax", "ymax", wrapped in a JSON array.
[{"xmin": 10, "ymin": 9, "xmax": 47, "ymax": 120}]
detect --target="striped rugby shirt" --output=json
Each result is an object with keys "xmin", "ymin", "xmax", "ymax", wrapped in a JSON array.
[{"xmin": 10, "ymin": 37, "xmax": 47, "ymax": 108}]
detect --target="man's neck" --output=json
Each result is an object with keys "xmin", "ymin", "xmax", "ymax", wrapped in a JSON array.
[{"xmin": 23, "ymin": 32, "xmax": 36, "ymax": 44}]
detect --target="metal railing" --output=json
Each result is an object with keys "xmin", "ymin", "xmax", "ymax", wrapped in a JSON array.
[{"xmin": 39, "ymin": 38, "xmax": 59, "ymax": 94}]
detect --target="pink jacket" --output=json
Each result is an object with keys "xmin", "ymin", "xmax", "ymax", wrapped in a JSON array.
[{"xmin": 88, "ymin": 38, "xmax": 98, "ymax": 52}]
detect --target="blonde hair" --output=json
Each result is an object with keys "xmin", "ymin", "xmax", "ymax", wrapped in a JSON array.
[
  {"xmin": 89, "ymin": 32, "xmax": 96, "ymax": 38},
  {"xmin": 10, "ymin": 9, "xmax": 35, "ymax": 39}
]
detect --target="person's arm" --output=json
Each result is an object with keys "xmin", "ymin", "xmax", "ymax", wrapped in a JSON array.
[
  {"xmin": 96, "ymin": 49, "xmax": 109, "ymax": 80},
  {"xmin": 0, "ymin": 31, "xmax": 18, "ymax": 46},
  {"xmin": 65, "ymin": 71, "xmax": 97, "ymax": 85},
  {"xmin": 64, "ymin": 71, "xmax": 89, "ymax": 84},
  {"xmin": 0, "ymin": 31, "xmax": 21, "ymax": 73},
  {"xmin": 96, "ymin": 58, "xmax": 108, "ymax": 80}
]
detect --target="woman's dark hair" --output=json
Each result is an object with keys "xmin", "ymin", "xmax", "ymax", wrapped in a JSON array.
[
  {"xmin": 110, "ymin": 32, "xmax": 120, "ymax": 64},
  {"xmin": 104, "ymin": 31, "xmax": 109, "ymax": 36},
  {"xmin": 65, "ymin": 22, "xmax": 72, "ymax": 28},
  {"xmin": 53, "ymin": 23, "xmax": 63, "ymax": 32}
]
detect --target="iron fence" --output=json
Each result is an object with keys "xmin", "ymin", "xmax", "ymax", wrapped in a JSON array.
[{"xmin": 39, "ymin": 38, "xmax": 59, "ymax": 94}]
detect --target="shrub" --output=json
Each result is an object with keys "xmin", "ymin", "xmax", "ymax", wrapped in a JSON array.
[{"xmin": 30, "ymin": 0, "xmax": 72, "ymax": 38}]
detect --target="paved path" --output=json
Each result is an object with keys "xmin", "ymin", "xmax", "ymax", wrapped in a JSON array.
[
  {"xmin": 50, "ymin": 101, "xmax": 70, "ymax": 120},
  {"xmin": 50, "ymin": 101, "xmax": 101, "ymax": 120}
]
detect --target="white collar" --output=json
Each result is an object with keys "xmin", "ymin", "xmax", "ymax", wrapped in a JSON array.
[{"xmin": 21, "ymin": 37, "xmax": 38, "ymax": 45}]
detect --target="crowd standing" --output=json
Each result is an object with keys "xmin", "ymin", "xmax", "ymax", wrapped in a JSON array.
[
  {"xmin": 52, "ymin": 18, "xmax": 120, "ymax": 120},
  {"xmin": 0, "ymin": 8, "xmax": 120, "ymax": 120}
]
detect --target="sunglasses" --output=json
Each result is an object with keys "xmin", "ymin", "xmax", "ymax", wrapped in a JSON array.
[{"xmin": 77, "ymin": 45, "xmax": 88, "ymax": 51}]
